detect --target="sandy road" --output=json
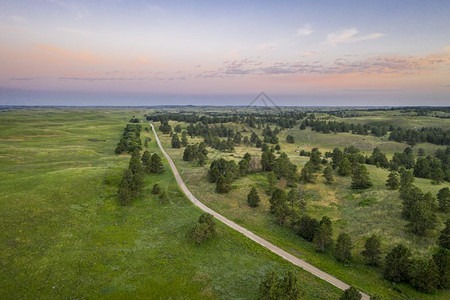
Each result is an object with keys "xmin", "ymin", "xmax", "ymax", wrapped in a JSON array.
[{"xmin": 151, "ymin": 123, "xmax": 369, "ymax": 300}]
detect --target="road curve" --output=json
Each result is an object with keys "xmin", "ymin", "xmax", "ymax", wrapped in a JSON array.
[{"xmin": 150, "ymin": 124, "xmax": 370, "ymax": 300}]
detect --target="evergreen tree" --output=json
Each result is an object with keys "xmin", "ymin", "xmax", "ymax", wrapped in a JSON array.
[
  {"xmin": 339, "ymin": 287, "xmax": 361, "ymax": 300},
  {"xmin": 171, "ymin": 133, "xmax": 181, "ymax": 148},
  {"xmin": 247, "ymin": 187, "xmax": 261, "ymax": 207},
  {"xmin": 407, "ymin": 191, "xmax": 437, "ymax": 236},
  {"xmin": 269, "ymin": 188, "xmax": 286, "ymax": 213},
  {"xmin": 323, "ymin": 165, "xmax": 334, "ymax": 184},
  {"xmin": 298, "ymin": 215, "xmax": 319, "ymax": 241},
  {"xmin": 258, "ymin": 270, "xmax": 302, "ymax": 300},
  {"xmin": 335, "ymin": 233, "xmax": 353, "ymax": 263},
  {"xmin": 192, "ymin": 213, "xmax": 216, "ymax": 245},
  {"xmin": 437, "ymin": 187, "xmax": 450, "ymax": 212},
  {"xmin": 152, "ymin": 183, "xmax": 161, "ymax": 194},
  {"xmin": 174, "ymin": 124, "xmax": 182, "ymax": 133},
  {"xmin": 410, "ymin": 258, "xmax": 440, "ymax": 293},
  {"xmin": 351, "ymin": 164, "xmax": 372, "ymax": 189},
  {"xmin": 399, "ymin": 168, "xmax": 415, "ymax": 198},
  {"xmin": 401, "ymin": 185, "xmax": 423, "ymax": 220},
  {"xmin": 386, "ymin": 170, "xmax": 400, "ymax": 190},
  {"xmin": 274, "ymin": 152, "xmax": 297, "ymax": 181},
  {"xmin": 150, "ymin": 153, "xmax": 164, "ymax": 173},
  {"xmin": 433, "ymin": 247, "xmax": 450, "ymax": 289},
  {"xmin": 261, "ymin": 149, "xmax": 276, "ymax": 171},
  {"xmin": 279, "ymin": 271, "xmax": 302, "ymax": 299},
  {"xmin": 181, "ymin": 131, "xmax": 188, "ymax": 147},
  {"xmin": 299, "ymin": 162, "xmax": 317, "ymax": 183},
  {"xmin": 384, "ymin": 244, "xmax": 412, "ymax": 283},
  {"xmin": 287, "ymin": 188, "xmax": 300, "ymax": 209},
  {"xmin": 141, "ymin": 150, "xmax": 152, "ymax": 174},
  {"xmin": 266, "ymin": 171, "xmax": 277, "ymax": 195},
  {"xmin": 438, "ymin": 219, "xmax": 450, "ymax": 249},
  {"xmin": 216, "ymin": 175, "xmax": 231, "ymax": 193},
  {"xmin": 286, "ymin": 135, "xmax": 295, "ymax": 143},
  {"xmin": 338, "ymin": 157, "xmax": 352, "ymax": 176},
  {"xmin": 313, "ymin": 216, "xmax": 333, "ymax": 252},
  {"xmin": 309, "ymin": 148, "xmax": 322, "ymax": 171},
  {"xmin": 117, "ymin": 169, "xmax": 133, "ymax": 206},
  {"xmin": 238, "ymin": 153, "xmax": 252, "ymax": 175},
  {"xmin": 128, "ymin": 150, "xmax": 144, "ymax": 198},
  {"xmin": 361, "ymin": 234, "xmax": 381, "ymax": 266}
]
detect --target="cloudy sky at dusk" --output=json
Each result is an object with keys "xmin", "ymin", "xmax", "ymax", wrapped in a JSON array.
[{"xmin": 1, "ymin": 0, "xmax": 449, "ymax": 106}]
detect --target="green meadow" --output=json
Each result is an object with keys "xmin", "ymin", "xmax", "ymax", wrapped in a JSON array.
[
  {"xmin": 0, "ymin": 108, "xmax": 341, "ymax": 299},
  {"xmin": 158, "ymin": 115, "xmax": 450, "ymax": 300}
]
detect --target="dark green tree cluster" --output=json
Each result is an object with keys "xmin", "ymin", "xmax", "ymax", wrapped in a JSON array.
[
  {"xmin": 389, "ymin": 126, "xmax": 450, "ymax": 146},
  {"xmin": 262, "ymin": 125, "xmax": 279, "ymax": 144},
  {"xmin": 339, "ymin": 287, "xmax": 361, "ymax": 300},
  {"xmin": 159, "ymin": 121, "xmax": 172, "ymax": 134},
  {"xmin": 208, "ymin": 158, "xmax": 238, "ymax": 193},
  {"xmin": 414, "ymin": 156, "xmax": 446, "ymax": 183},
  {"xmin": 366, "ymin": 147, "xmax": 389, "ymax": 168},
  {"xmin": 273, "ymin": 152, "xmax": 297, "ymax": 182},
  {"xmin": 141, "ymin": 151, "xmax": 164, "ymax": 174},
  {"xmin": 191, "ymin": 213, "xmax": 216, "ymax": 245},
  {"xmin": 171, "ymin": 133, "xmax": 181, "ymax": 148},
  {"xmin": 183, "ymin": 142, "xmax": 208, "ymax": 165},
  {"xmin": 117, "ymin": 150, "xmax": 145, "ymax": 206},
  {"xmin": 286, "ymin": 134, "xmax": 295, "ymax": 143},
  {"xmin": 115, "ymin": 124, "xmax": 142, "ymax": 154},
  {"xmin": 386, "ymin": 170, "xmax": 400, "ymax": 190},
  {"xmin": 247, "ymin": 187, "xmax": 261, "ymax": 207},
  {"xmin": 437, "ymin": 187, "xmax": 450, "ymax": 212},
  {"xmin": 238, "ymin": 153, "xmax": 252, "ymax": 175},
  {"xmin": 258, "ymin": 270, "xmax": 302, "ymax": 300},
  {"xmin": 351, "ymin": 164, "xmax": 372, "ymax": 190}
]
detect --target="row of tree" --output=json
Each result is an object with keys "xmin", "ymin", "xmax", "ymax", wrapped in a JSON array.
[{"xmin": 115, "ymin": 124, "xmax": 142, "ymax": 154}]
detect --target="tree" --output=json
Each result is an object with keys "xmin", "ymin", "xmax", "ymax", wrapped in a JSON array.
[
  {"xmin": 258, "ymin": 270, "xmax": 302, "ymax": 300},
  {"xmin": 323, "ymin": 165, "xmax": 334, "ymax": 184},
  {"xmin": 266, "ymin": 171, "xmax": 277, "ymax": 195},
  {"xmin": 384, "ymin": 244, "xmax": 412, "ymax": 283},
  {"xmin": 273, "ymin": 152, "xmax": 297, "ymax": 181},
  {"xmin": 361, "ymin": 234, "xmax": 381, "ymax": 266},
  {"xmin": 309, "ymin": 148, "xmax": 322, "ymax": 171},
  {"xmin": 338, "ymin": 157, "xmax": 352, "ymax": 176},
  {"xmin": 216, "ymin": 175, "xmax": 231, "ymax": 193},
  {"xmin": 181, "ymin": 132, "xmax": 188, "ymax": 147},
  {"xmin": 438, "ymin": 219, "xmax": 450, "ymax": 249},
  {"xmin": 150, "ymin": 153, "xmax": 164, "ymax": 173},
  {"xmin": 174, "ymin": 124, "xmax": 182, "ymax": 133},
  {"xmin": 171, "ymin": 133, "xmax": 181, "ymax": 148},
  {"xmin": 406, "ymin": 191, "xmax": 437, "ymax": 236},
  {"xmin": 287, "ymin": 188, "xmax": 300, "ymax": 209},
  {"xmin": 339, "ymin": 287, "xmax": 361, "ymax": 300},
  {"xmin": 433, "ymin": 247, "xmax": 450, "ymax": 289},
  {"xmin": 299, "ymin": 162, "xmax": 317, "ymax": 183},
  {"xmin": 399, "ymin": 169, "xmax": 415, "ymax": 199},
  {"xmin": 410, "ymin": 258, "xmax": 440, "ymax": 293},
  {"xmin": 261, "ymin": 149, "xmax": 276, "ymax": 171},
  {"xmin": 437, "ymin": 187, "xmax": 450, "ymax": 212},
  {"xmin": 298, "ymin": 215, "xmax": 319, "ymax": 241},
  {"xmin": 269, "ymin": 188, "xmax": 286, "ymax": 213},
  {"xmin": 386, "ymin": 170, "xmax": 400, "ymax": 190},
  {"xmin": 239, "ymin": 153, "xmax": 252, "ymax": 175},
  {"xmin": 117, "ymin": 169, "xmax": 133, "ymax": 206},
  {"xmin": 351, "ymin": 164, "xmax": 372, "ymax": 189},
  {"xmin": 141, "ymin": 150, "xmax": 152, "ymax": 174},
  {"xmin": 286, "ymin": 135, "xmax": 295, "ymax": 143},
  {"xmin": 192, "ymin": 213, "xmax": 215, "ymax": 245},
  {"xmin": 335, "ymin": 233, "xmax": 353, "ymax": 263},
  {"xmin": 152, "ymin": 183, "xmax": 161, "ymax": 194},
  {"xmin": 128, "ymin": 150, "xmax": 144, "ymax": 198},
  {"xmin": 247, "ymin": 187, "xmax": 261, "ymax": 207},
  {"xmin": 313, "ymin": 216, "xmax": 333, "ymax": 252}
]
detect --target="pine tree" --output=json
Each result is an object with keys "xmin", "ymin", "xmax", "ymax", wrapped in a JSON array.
[
  {"xmin": 323, "ymin": 165, "xmax": 334, "ymax": 184},
  {"xmin": 171, "ymin": 133, "xmax": 181, "ymax": 148},
  {"xmin": 351, "ymin": 164, "xmax": 372, "ymax": 189},
  {"xmin": 437, "ymin": 187, "xmax": 450, "ymax": 212},
  {"xmin": 433, "ymin": 247, "xmax": 450, "ymax": 289},
  {"xmin": 386, "ymin": 170, "xmax": 400, "ymax": 190},
  {"xmin": 313, "ymin": 216, "xmax": 333, "ymax": 252},
  {"xmin": 152, "ymin": 183, "xmax": 161, "ymax": 194},
  {"xmin": 338, "ymin": 157, "xmax": 352, "ymax": 176},
  {"xmin": 298, "ymin": 215, "xmax": 319, "ymax": 241},
  {"xmin": 384, "ymin": 244, "xmax": 412, "ymax": 283},
  {"xmin": 361, "ymin": 234, "xmax": 381, "ymax": 266},
  {"xmin": 181, "ymin": 132, "xmax": 188, "ymax": 147},
  {"xmin": 261, "ymin": 149, "xmax": 276, "ymax": 171},
  {"xmin": 410, "ymin": 258, "xmax": 440, "ymax": 293},
  {"xmin": 335, "ymin": 233, "xmax": 353, "ymax": 263},
  {"xmin": 286, "ymin": 135, "xmax": 295, "ymax": 143},
  {"xmin": 150, "ymin": 153, "xmax": 164, "ymax": 173},
  {"xmin": 339, "ymin": 287, "xmax": 361, "ymax": 300},
  {"xmin": 117, "ymin": 169, "xmax": 133, "ymax": 206},
  {"xmin": 299, "ymin": 162, "xmax": 317, "ymax": 183},
  {"xmin": 438, "ymin": 219, "xmax": 450, "ymax": 249},
  {"xmin": 266, "ymin": 171, "xmax": 277, "ymax": 195},
  {"xmin": 247, "ymin": 187, "xmax": 261, "ymax": 207},
  {"xmin": 141, "ymin": 150, "xmax": 152, "ymax": 174},
  {"xmin": 216, "ymin": 175, "xmax": 231, "ymax": 193},
  {"xmin": 269, "ymin": 188, "xmax": 286, "ymax": 213},
  {"xmin": 399, "ymin": 168, "xmax": 415, "ymax": 199},
  {"xmin": 192, "ymin": 213, "xmax": 215, "ymax": 245},
  {"xmin": 407, "ymin": 191, "xmax": 436, "ymax": 236}
]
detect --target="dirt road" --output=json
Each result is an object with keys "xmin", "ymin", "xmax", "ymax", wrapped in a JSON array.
[{"xmin": 151, "ymin": 123, "xmax": 369, "ymax": 300}]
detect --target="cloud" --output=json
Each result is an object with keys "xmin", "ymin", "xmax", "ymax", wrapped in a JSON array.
[
  {"xmin": 258, "ymin": 44, "xmax": 277, "ymax": 51},
  {"xmin": 301, "ymin": 51, "xmax": 316, "ymax": 57},
  {"xmin": 297, "ymin": 24, "xmax": 313, "ymax": 36},
  {"xmin": 33, "ymin": 43, "xmax": 106, "ymax": 63},
  {"xmin": 327, "ymin": 28, "xmax": 385, "ymax": 44},
  {"xmin": 10, "ymin": 77, "xmax": 46, "ymax": 81}
]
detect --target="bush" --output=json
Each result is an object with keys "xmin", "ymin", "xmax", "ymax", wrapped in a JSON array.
[
  {"xmin": 191, "ymin": 213, "xmax": 216, "ymax": 245},
  {"xmin": 152, "ymin": 183, "xmax": 161, "ymax": 194}
]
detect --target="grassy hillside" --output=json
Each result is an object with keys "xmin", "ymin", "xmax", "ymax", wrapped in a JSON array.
[{"xmin": 0, "ymin": 109, "xmax": 340, "ymax": 299}]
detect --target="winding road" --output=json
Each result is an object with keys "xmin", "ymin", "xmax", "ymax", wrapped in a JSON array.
[{"xmin": 151, "ymin": 124, "xmax": 369, "ymax": 300}]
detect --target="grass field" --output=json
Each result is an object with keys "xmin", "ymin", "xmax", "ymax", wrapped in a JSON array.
[
  {"xmin": 0, "ymin": 109, "xmax": 341, "ymax": 299},
  {"xmin": 159, "ymin": 118, "xmax": 450, "ymax": 300}
]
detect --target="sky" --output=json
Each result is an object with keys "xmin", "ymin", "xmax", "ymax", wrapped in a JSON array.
[{"xmin": 0, "ymin": 0, "xmax": 449, "ymax": 106}]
